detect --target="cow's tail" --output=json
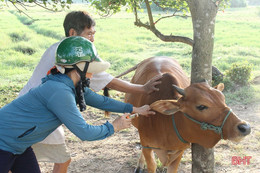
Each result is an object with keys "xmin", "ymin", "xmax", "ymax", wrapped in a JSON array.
[
  {"xmin": 103, "ymin": 87, "xmax": 110, "ymax": 117},
  {"xmin": 103, "ymin": 63, "xmax": 140, "ymax": 117}
]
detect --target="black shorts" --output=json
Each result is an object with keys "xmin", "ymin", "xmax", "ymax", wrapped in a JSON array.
[{"xmin": 0, "ymin": 147, "xmax": 41, "ymax": 173}]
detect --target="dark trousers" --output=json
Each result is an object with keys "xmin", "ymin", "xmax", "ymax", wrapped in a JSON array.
[{"xmin": 0, "ymin": 147, "xmax": 41, "ymax": 173}]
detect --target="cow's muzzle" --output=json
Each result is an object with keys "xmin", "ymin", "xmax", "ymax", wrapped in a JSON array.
[{"xmin": 237, "ymin": 123, "xmax": 251, "ymax": 136}]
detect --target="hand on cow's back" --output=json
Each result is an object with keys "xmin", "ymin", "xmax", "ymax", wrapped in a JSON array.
[
  {"xmin": 143, "ymin": 74, "xmax": 163, "ymax": 94},
  {"xmin": 132, "ymin": 105, "xmax": 155, "ymax": 117}
]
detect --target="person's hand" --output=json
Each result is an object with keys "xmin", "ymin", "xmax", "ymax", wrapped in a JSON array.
[
  {"xmin": 112, "ymin": 114, "xmax": 132, "ymax": 132},
  {"xmin": 143, "ymin": 74, "xmax": 162, "ymax": 94},
  {"xmin": 132, "ymin": 105, "xmax": 155, "ymax": 117}
]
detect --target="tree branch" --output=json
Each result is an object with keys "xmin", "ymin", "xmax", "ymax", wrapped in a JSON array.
[
  {"xmin": 134, "ymin": 19, "xmax": 150, "ymax": 30},
  {"xmin": 144, "ymin": 0, "xmax": 155, "ymax": 29},
  {"xmin": 154, "ymin": 12, "xmax": 189, "ymax": 25},
  {"xmin": 33, "ymin": 0, "xmax": 59, "ymax": 12},
  {"xmin": 98, "ymin": 9, "xmax": 113, "ymax": 17},
  {"xmin": 133, "ymin": 0, "xmax": 138, "ymax": 22},
  {"xmin": 6, "ymin": 0, "xmax": 63, "ymax": 22},
  {"xmin": 16, "ymin": 1, "xmax": 28, "ymax": 10},
  {"xmin": 152, "ymin": 0, "xmax": 167, "ymax": 11},
  {"xmin": 5, "ymin": 0, "xmax": 10, "ymax": 8},
  {"xmin": 135, "ymin": 19, "xmax": 193, "ymax": 46},
  {"xmin": 134, "ymin": 0, "xmax": 193, "ymax": 46},
  {"xmin": 10, "ymin": 1, "xmax": 34, "ymax": 20},
  {"xmin": 18, "ymin": 1, "xmax": 37, "ymax": 8}
]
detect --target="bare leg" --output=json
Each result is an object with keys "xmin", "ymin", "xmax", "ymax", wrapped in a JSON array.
[{"xmin": 52, "ymin": 159, "xmax": 71, "ymax": 173}]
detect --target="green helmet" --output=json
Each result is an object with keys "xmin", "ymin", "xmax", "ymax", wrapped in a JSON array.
[
  {"xmin": 55, "ymin": 36, "xmax": 110, "ymax": 74},
  {"xmin": 56, "ymin": 36, "xmax": 99, "ymax": 65}
]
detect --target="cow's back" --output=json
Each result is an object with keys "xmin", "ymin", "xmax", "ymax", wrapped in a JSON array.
[
  {"xmin": 125, "ymin": 57, "xmax": 189, "ymax": 150},
  {"xmin": 129, "ymin": 57, "xmax": 188, "ymax": 86}
]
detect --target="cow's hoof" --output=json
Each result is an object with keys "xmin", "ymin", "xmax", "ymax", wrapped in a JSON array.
[{"xmin": 134, "ymin": 167, "xmax": 144, "ymax": 173}]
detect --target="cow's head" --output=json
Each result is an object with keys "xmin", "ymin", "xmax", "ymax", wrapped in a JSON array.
[{"xmin": 150, "ymin": 82, "xmax": 251, "ymax": 148}]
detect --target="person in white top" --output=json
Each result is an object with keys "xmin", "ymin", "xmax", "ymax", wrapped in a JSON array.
[{"xmin": 18, "ymin": 11, "xmax": 162, "ymax": 173}]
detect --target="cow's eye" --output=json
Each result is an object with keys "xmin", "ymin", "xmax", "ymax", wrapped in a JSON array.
[{"xmin": 196, "ymin": 105, "xmax": 208, "ymax": 111}]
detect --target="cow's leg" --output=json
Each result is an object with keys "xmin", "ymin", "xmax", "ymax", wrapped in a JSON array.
[
  {"xmin": 154, "ymin": 150, "xmax": 184, "ymax": 173},
  {"xmin": 135, "ymin": 152, "xmax": 145, "ymax": 173},
  {"xmin": 154, "ymin": 150, "xmax": 169, "ymax": 166},
  {"xmin": 142, "ymin": 148, "xmax": 157, "ymax": 173},
  {"xmin": 135, "ymin": 148, "xmax": 156, "ymax": 173},
  {"xmin": 166, "ymin": 151, "xmax": 184, "ymax": 173}
]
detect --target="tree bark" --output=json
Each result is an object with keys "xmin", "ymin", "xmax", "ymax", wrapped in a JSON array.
[{"xmin": 187, "ymin": 0, "xmax": 219, "ymax": 172}]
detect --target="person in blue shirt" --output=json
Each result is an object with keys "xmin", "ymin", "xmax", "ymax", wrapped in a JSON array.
[{"xmin": 0, "ymin": 36, "xmax": 154, "ymax": 173}]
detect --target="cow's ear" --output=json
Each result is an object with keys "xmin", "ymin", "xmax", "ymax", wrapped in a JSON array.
[
  {"xmin": 150, "ymin": 100, "xmax": 179, "ymax": 115},
  {"xmin": 214, "ymin": 83, "xmax": 224, "ymax": 91}
]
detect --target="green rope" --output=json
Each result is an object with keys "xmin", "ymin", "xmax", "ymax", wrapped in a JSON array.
[
  {"xmin": 172, "ymin": 114, "xmax": 188, "ymax": 143},
  {"xmin": 183, "ymin": 109, "xmax": 232, "ymax": 139},
  {"xmin": 142, "ymin": 146, "xmax": 161, "ymax": 150},
  {"xmin": 142, "ymin": 108, "xmax": 232, "ymax": 148}
]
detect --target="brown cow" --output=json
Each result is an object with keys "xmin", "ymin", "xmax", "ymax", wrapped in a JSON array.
[{"xmin": 125, "ymin": 56, "xmax": 251, "ymax": 173}]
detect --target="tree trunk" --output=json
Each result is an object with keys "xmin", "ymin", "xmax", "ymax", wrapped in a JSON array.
[{"xmin": 187, "ymin": 0, "xmax": 219, "ymax": 172}]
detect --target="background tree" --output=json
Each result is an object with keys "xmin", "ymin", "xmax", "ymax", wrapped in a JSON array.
[{"xmin": 188, "ymin": 0, "xmax": 218, "ymax": 172}]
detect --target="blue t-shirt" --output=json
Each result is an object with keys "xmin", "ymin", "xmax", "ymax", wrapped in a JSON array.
[{"xmin": 0, "ymin": 74, "xmax": 133, "ymax": 154}]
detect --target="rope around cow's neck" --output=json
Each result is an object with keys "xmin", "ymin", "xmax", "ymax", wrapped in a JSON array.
[
  {"xmin": 172, "ymin": 108, "xmax": 232, "ymax": 143},
  {"xmin": 142, "ymin": 108, "xmax": 232, "ymax": 149}
]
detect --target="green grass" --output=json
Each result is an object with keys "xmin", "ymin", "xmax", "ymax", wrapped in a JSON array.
[
  {"xmin": 213, "ymin": 7, "xmax": 260, "ymax": 77},
  {"xmin": 0, "ymin": 4, "xmax": 260, "ymax": 107}
]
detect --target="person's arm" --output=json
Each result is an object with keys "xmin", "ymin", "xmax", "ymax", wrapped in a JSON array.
[
  {"xmin": 106, "ymin": 75, "xmax": 162, "ymax": 94},
  {"xmin": 84, "ymin": 87, "xmax": 154, "ymax": 116},
  {"xmin": 47, "ymin": 89, "xmax": 115, "ymax": 141},
  {"xmin": 18, "ymin": 43, "xmax": 58, "ymax": 97},
  {"xmin": 84, "ymin": 87, "xmax": 133, "ymax": 113},
  {"xmin": 47, "ymin": 89, "xmax": 150, "ymax": 140}
]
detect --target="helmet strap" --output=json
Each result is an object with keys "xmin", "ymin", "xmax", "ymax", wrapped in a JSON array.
[
  {"xmin": 73, "ymin": 62, "xmax": 90, "ymax": 112},
  {"xmin": 73, "ymin": 62, "xmax": 89, "ymax": 81}
]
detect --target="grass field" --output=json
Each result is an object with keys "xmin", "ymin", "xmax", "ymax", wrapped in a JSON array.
[{"xmin": 0, "ymin": 4, "xmax": 260, "ymax": 107}]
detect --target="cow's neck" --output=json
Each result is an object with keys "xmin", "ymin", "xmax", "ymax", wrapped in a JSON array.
[{"xmin": 174, "ymin": 112, "xmax": 220, "ymax": 148}]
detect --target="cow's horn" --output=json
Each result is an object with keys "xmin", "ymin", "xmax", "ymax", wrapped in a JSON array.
[{"xmin": 172, "ymin": 85, "xmax": 185, "ymax": 96}]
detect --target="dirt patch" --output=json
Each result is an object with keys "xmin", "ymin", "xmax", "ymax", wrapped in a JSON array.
[
  {"xmin": 39, "ymin": 101, "xmax": 260, "ymax": 173},
  {"xmin": 252, "ymin": 75, "xmax": 260, "ymax": 84}
]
